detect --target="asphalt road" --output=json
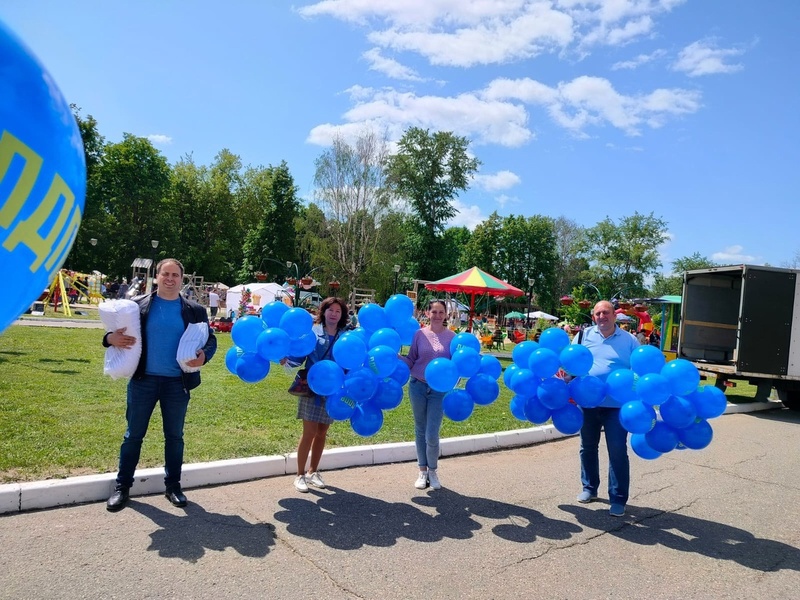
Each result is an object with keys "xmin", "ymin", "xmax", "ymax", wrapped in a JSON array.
[{"xmin": 0, "ymin": 409, "xmax": 798, "ymax": 600}]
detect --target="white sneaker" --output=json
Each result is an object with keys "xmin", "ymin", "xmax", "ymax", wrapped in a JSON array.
[
  {"xmin": 414, "ymin": 470, "xmax": 429, "ymax": 489},
  {"xmin": 294, "ymin": 475, "xmax": 308, "ymax": 493},
  {"xmin": 307, "ymin": 471, "xmax": 326, "ymax": 488},
  {"xmin": 428, "ymin": 469, "xmax": 442, "ymax": 490}
]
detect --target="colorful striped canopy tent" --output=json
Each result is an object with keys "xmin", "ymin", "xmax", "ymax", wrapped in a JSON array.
[{"xmin": 425, "ymin": 266, "xmax": 524, "ymax": 331}]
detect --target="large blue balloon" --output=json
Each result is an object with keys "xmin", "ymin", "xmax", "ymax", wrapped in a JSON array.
[
  {"xmin": 344, "ymin": 368, "xmax": 379, "ymax": 402},
  {"xmin": 384, "ymin": 294, "xmax": 415, "ymax": 328},
  {"xmin": 261, "ymin": 301, "xmax": 290, "ymax": 327},
  {"xmin": 367, "ymin": 344, "xmax": 398, "ymax": 378},
  {"xmin": 619, "ymin": 400, "xmax": 656, "ymax": 434},
  {"xmin": 537, "ymin": 377, "xmax": 570, "ymax": 410},
  {"xmin": 606, "ymin": 369, "xmax": 638, "ymax": 404},
  {"xmin": 388, "ymin": 360, "xmax": 411, "ymax": 386},
  {"xmin": 528, "ymin": 348, "xmax": 560, "ymax": 379},
  {"xmin": 466, "ymin": 373, "xmax": 500, "ymax": 406},
  {"xmin": 0, "ymin": 23, "xmax": 87, "ymax": 335},
  {"xmin": 509, "ymin": 395, "xmax": 528, "ymax": 421},
  {"xmin": 569, "ymin": 375, "xmax": 607, "ymax": 408},
  {"xmin": 279, "ymin": 308, "xmax": 314, "ymax": 340},
  {"xmin": 235, "ymin": 352, "xmax": 270, "ymax": 383},
  {"xmin": 524, "ymin": 396, "xmax": 552, "ymax": 424},
  {"xmin": 256, "ymin": 327, "xmax": 291, "ymax": 363},
  {"xmin": 424, "ymin": 357, "xmax": 459, "ymax": 392},
  {"xmin": 659, "ymin": 395, "xmax": 697, "ymax": 429},
  {"xmin": 539, "ymin": 327, "xmax": 571, "ymax": 354},
  {"xmin": 332, "ymin": 333, "xmax": 367, "ymax": 370},
  {"xmin": 503, "ymin": 364, "xmax": 520, "ymax": 388},
  {"xmin": 231, "ymin": 315, "xmax": 266, "ymax": 353},
  {"xmin": 691, "ymin": 386, "xmax": 728, "ymax": 419},
  {"xmin": 512, "ymin": 341, "xmax": 539, "ymax": 369},
  {"xmin": 551, "ymin": 403, "xmax": 584, "ymax": 434},
  {"xmin": 477, "ymin": 354, "xmax": 502, "ymax": 380},
  {"xmin": 559, "ymin": 344, "xmax": 594, "ymax": 377},
  {"xmin": 645, "ymin": 420, "xmax": 679, "ymax": 453},
  {"xmin": 288, "ymin": 332, "xmax": 318, "ymax": 358},
  {"xmin": 443, "ymin": 389, "xmax": 474, "ymax": 422},
  {"xmin": 325, "ymin": 392, "xmax": 355, "ymax": 420},
  {"xmin": 452, "ymin": 346, "xmax": 482, "ymax": 378},
  {"xmin": 630, "ymin": 433, "xmax": 662, "ymax": 460},
  {"xmin": 395, "ymin": 317, "xmax": 421, "ymax": 345},
  {"xmin": 509, "ymin": 368, "xmax": 539, "ymax": 396},
  {"xmin": 369, "ymin": 327, "xmax": 402, "ymax": 352},
  {"xmin": 450, "ymin": 332, "xmax": 481, "ymax": 355},
  {"xmin": 636, "ymin": 373, "xmax": 671, "ymax": 407},
  {"xmin": 630, "ymin": 345, "xmax": 666, "ymax": 376},
  {"xmin": 677, "ymin": 419, "xmax": 713, "ymax": 449},
  {"xmin": 371, "ymin": 378, "xmax": 404, "ymax": 410},
  {"xmin": 307, "ymin": 360, "xmax": 344, "ymax": 396},
  {"xmin": 357, "ymin": 303, "xmax": 388, "ymax": 332},
  {"xmin": 350, "ymin": 402, "xmax": 384, "ymax": 437},
  {"xmin": 225, "ymin": 346, "xmax": 245, "ymax": 375},
  {"xmin": 661, "ymin": 359, "xmax": 701, "ymax": 397}
]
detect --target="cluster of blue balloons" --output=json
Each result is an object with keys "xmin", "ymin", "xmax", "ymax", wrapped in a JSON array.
[
  {"xmin": 224, "ymin": 302, "xmax": 316, "ymax": 383},
  {"xmin": 422, "ymin": 332, "xmax": 503, "ymax": 422},
  {"xmin": 610, "ymin": 345, "xmax": 726, "ymax": 460},
  {"xmin": 504, "ymin": 327, "xmax": 591, "ymax": 435},
  {"xmin": 315, "ymin": 295, "xmax": 421, "ymax": 437}
]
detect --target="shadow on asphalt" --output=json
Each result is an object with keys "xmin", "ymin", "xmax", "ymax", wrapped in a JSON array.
[
  {"xmin": 273, "ymin": 486, "xmax": 582, "ymax": 550},
  {"xmin": 131, "ymin": 500, "xmax": 275, "ymax": 563},
  {"xmin": 560, "ymin": 504, "xmax": 800, "ymax": 572},
  {"xmin": 743, "ymin": 407, "xmax": 800, "ymax": 424}
]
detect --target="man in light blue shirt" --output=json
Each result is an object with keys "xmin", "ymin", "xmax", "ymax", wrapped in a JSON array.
[{"xmin": 573, "ymin": 300, "xmax": 639, "ymax": 517}]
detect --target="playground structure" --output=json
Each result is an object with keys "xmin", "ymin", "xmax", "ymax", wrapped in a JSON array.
[
  {"xmin": 42, "ymin": 269, "xmax": 104, "ymax": 316},
  {"xmin": 349, "ymin": 287, "xmax": 376, "ymax": 309}
]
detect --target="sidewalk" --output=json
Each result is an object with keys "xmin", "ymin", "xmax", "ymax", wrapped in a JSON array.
[{"xmin": 0, "ymin": 400, "xmax": 783, "ymax": 515}]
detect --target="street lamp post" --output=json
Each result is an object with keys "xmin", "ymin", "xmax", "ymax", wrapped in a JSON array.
[
  {"xmin": 150, "ymin": 240, "xmax": 159, "ymax": 293},
  {"xmin": 392, "ymin": 264, "xmax": 401, "ymax": 294},
  {"xmin": 525, "ymin": 277, "xmax": 535, "ymax": 329}
]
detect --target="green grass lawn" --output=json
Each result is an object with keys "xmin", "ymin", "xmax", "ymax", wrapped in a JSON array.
[{"xmin": 0, "ymin": 325, "xmax": 765, "ymax": 483}]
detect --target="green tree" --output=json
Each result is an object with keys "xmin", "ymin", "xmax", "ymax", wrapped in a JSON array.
[
  {"xmin": 385, "ymin": 127, "xmax": 480, "ymax": 279},
  {"xmin": 461, "ymin": 212, "xmax": 502, "ymax": 274},
  {"xmin": 551, "ymin": 216, "xmax": 587, "ymax": 299}
]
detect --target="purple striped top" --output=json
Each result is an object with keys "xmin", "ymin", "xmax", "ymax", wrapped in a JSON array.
[{"xmin": 400, "ymin": 326, "xmax": 456, "ymax": 382}]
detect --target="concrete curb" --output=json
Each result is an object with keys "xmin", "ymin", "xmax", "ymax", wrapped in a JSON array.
[{"xmin": 0, "ymin": 400, "xmax": 783, "ymax": 514}]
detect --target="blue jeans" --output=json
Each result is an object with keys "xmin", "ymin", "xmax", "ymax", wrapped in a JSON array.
[
  {"xmin": 408, "ymin": 378, "xmax": 445, "ymax": 470},
  {"xmin": 580, "ymin": 407, "xmax": 630, "ymax": 506},
  {"xmin": 116, "ymin": 375, "xmax": 190, "ymax": 489}
]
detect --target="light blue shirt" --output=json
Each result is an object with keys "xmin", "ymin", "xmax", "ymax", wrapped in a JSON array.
[{"xmin": 573, "ymin": 325, "xmax": 640, "ymax": 407}]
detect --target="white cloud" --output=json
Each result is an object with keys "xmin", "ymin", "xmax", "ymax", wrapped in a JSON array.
[
  {"xmin": 611, "ymin": 48, "xmax": 667, "ymax": 70},
  {"xmin": 672, "ymin": 39, "xmax": 745, "ymax": 77},
  {"xmin": 362, "ymin": 48, "xmax": 424, "ymax": 81},
  {"xmin": 473, "ymin": 170, "xmax": 521, "ymax": 192},
  {"xmin": 147, "ymin": 134, "xmax": 172, "ymax": 145},
  {"xmin": 447, "ymin": 199, "xmax": 486, "ymax": 230},
  {"xmin": 711, "ymin": 245, "xmax": 757, "ymax": 264}
]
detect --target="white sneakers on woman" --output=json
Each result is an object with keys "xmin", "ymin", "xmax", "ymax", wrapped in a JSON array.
[
  {"xmin": 415, "ymin": 470, "xmax": 429, "ymax": 489},
  {"xmin": 414, "ymin": 469, "xmax": 442, "ymax": 490}
]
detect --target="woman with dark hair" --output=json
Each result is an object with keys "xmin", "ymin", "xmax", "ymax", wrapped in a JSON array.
[
  {"xmin": 287, "ymin": 296, "xmax": 349, "ymax": 493},
  {"xmin": 399, "ymin": 299, "xmax": 455, "ymax": 490}
]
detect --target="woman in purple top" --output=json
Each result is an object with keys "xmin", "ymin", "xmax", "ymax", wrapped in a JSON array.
[{"xmin": 399, "ymin": 299, "xmax": 455, "ymax": 490}]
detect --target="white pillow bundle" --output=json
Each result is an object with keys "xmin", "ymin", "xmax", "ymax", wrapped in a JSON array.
[
  {"xmin": 99, "ymin": 300, "xmax": 142, "ymax": 379},
  {"xmin": 177, "ymin": 322, "xmax": 210, "ymax": 372}
]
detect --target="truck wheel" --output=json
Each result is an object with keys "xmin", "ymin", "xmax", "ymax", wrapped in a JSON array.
[{"xmin": 777, "ymin": 389, "xmax": 800, "ymax": 411}]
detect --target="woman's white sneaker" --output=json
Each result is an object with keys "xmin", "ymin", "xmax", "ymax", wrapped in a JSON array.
[
  {"xmin": 307, "ymin": 471, "xmax": 326, "ymax": 488},
  {"xmin": 294, "ymin": 475, "xmax": 309, "ymax": 493},
  {"xmin": 414, "ymin": 470, "xmax": 429, "ymax": 489},
  {"xmin": 428, "ymin": 469, "xmax": 442, "ymax": 490}
]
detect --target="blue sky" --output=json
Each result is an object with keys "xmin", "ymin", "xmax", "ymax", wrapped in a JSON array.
[{"xmin": 3, "ymin": 1, "xmax": 798, "ymax": 273}]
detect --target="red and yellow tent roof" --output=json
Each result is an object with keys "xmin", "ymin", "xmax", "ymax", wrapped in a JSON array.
[{"xmin": 425, "ymin": 267, "xmax": 524, "ymax": 297}]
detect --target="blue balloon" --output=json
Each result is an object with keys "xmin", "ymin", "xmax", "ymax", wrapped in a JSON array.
[
  {"xmin": 509, "ymin": 368, "xmax": 539, "ymax": 396},
  {"xmin": 344, "ymin": 368, "xmax": 379, "ymax": 402},
  {"xmin": 450, "ymin": 332, "xmax": 481, "ymax": 355},
  {"xmin": 630, "ymin": 345, "xmax": 666, "ymax": 376},
  {"xmin": 225, "ymin": 346, "xmax": 245, "ymax": 375},
  {"xmin": 307, "ymin": 360, "xmax": 345, "ymax": 396},
  {"xmin": 539, "ymin": 327, "xmax": 571, "ymax": 354},
  {"xmin": 288, "ymin": 332, "xmax": 318, "ymax": 358},
  {"xmin": 347, "ymin": 327, "xmax": 371, "ymax": 345},
  {"xmin": 369, "ymin": 327, "xmax": 402, "ymax": 352},
  {"xmin": 606, "ymin": 369, "xmax": 638, "ymax": 404},
  {"xmin": 619, "ymin": 401, "xmax": 657, "ymax": 434},
  {"xmin": 357, "ymin": 303, "xmax": 388, "ymax": 332},
  {"xmin": 235, "ymin": 352, "xmax": 270, "ymax": 383},
  {"xmin": 466, "ymin": 373, "xmax": 500, "ymax": 406},
  {"xmin": 367, "ymin": 344, "xmax": 398, "ymax": 378},
  {"xmin": 552, "ymin": 403, "xmax": 584, "ymax": 434},
  {"xmin": 559, "ymin": 344, "xmax": 594, "ymax": 377},
  {"xmin": 452, "ymin": 346, "xmax": 482, "ymax": 378},
  {"xmin": 636, "ymin": 373, "xmax": 671, "ymax": 406},
  {"xmin": 691, "ymin": 386, "xmax": 728, "ymax": 419},
  {"xmin": 524, "ymin": 396, "xmax": 552, "ymax": 424},
  {"xmin": 659, "ymin": 395, "xmax": 697, "ymax": 429},
  {"xmin": 528, "ymin": 348, "xmax": 560, "ymax": 379},
  {"xmin": 350, "ymin": 402, "xmax": 384, "ymax": 437},
  {"xmin": 537, "ymin": 377, "xmax": 570, "ymax": 410},
  {"xmin": 630, "ymin": 433, "xmax": 662, "ymax": 460},
  {"xmin": 645, "ymin": 420, "xmax": 679, "ymax": 453},
  {"xmin": 443, "ymin": 389, "xmax": 474, "ymax": 422},
  {"xmin": 477, "ymin": 354, "xmax": 502, "ymax": 380},
  {"xmin": 424, "ymin": 358, "xmax": 460, "ymax": 392},
  {"xmin": 231, "ymin": 315, "xmax": 267, "ymax": 353},
  {"xmin": 384, "ymin": 294, "xmax": 415, "ymax": 328},
  {"xmin": 503, "ymin": 364, "xmax": 520, "ymax": 388},
  {"xmin": 512, "ymin": 341, "xmax": 540, "ymax": 369},
  {"xmin": 332, "ymin": 334, "xmax": 367, "ymax": 370},
  {"xmin": 396, "ymin": 317, "xmax": 421, "ymax": 345},
  {"xmin": 509, "ymin": 395, "xmax": 528, "ymax": 421},
  {"xmin": 661, "ymin": 359, "xmax": 701, "ymax": 397},
  {"xmin": 372, "ymin": 378, "xmax": 404, "ymax": 410},
  {"xmin": 677, "ymin": 419, "xmax": 713, "ymax": 449},
  {"xmin": 569, "ymin": 376, "xmax": 607, "ymax": 408},
  {"xmin": 325, "ymin": 392, "xmax": 355, "ymax": 420},
  {"xmin": 388, "ymin": 360, "xmax": 411, "ymax": 386},
  {"xmin": 256, "ymin": 327, "xmax": 291, "ymax": 363},
  {"xmin": 279, "ymin": 308, "xmax": 314, "ymax": 340},
  {"xmin": 261, "ymin": 301, "xmax": 290, "ymax": 327},
  {"xmin": 0, "ymin": 23, "xmax": 87, "ymax": 334}
]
